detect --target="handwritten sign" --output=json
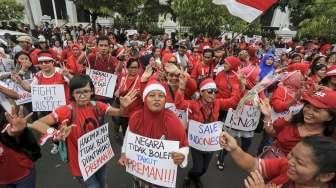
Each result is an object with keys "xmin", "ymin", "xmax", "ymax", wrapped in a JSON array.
[
  {"xmin": 271, "ymin": 103, "xmax": 304, "ymax": 121},
  {"xmin": 31, "ymin": 84, "xmax": 66, "ymax": 111},
  {"xmin": 188, "ymin": 120, "xmax": 223, "ymax": 151},
  {"xmin": 0, "ymin": 80, "xmax": 15, "ymax": 112},
  {"xmin": 86, "ymin": 68, "xmax": 117, "ymax": 98},
  {"xmin": 78, "ymin": 124, "xmax": 114, "ymax": 181},
  {"xmin": 125, "ymin": 131, "xmax": 179, "ymax": 188},
  {"xmin": 224, "ymin": 105, "xmax": 261, "ymax": 131},
  {"xmin": 14, "ymin": 79, "xmax": 32, "ymax": 105},
  {"xmin": 165, "ymin": 103, "xmax": 188, "ymax": 129}
]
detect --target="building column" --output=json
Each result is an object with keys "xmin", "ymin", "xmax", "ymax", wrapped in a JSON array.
[{"xmin": 65, "ymin": 0, "xmax": 78, "ymax": 24}]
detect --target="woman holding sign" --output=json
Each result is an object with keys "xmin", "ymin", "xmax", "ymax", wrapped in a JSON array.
[
  {"xmin": 176, "ymin": 77, "xmax": 240, "ymax": 188},
  {"xmin": 220, "ymin": 133, "xmax": 336, "ymax": 187},
  {"xmin": 29, "ymin": 75, "xmax": 137, "ymax": 188},
  {"xmin": 259, "ymin": 87, "xmax": 336, "ymax": 159},
  {"xmin": 118, "ymin": 80, "xmax": 189, "ymax": 188}
]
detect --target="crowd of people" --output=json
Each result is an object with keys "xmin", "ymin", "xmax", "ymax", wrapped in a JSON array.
[{"xmin": 1, "ymin": 23, "xmax": 336, "ymax": 188}]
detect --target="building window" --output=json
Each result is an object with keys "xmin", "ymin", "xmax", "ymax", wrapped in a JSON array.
[{"xmin": 40, "ymin": 0, "xmax": 67, "ymax": 19}]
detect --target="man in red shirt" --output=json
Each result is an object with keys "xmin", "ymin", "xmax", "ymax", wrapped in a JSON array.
[{"xmin": 87, "ymin": 36, "xmax": 119, "ymax": 74}]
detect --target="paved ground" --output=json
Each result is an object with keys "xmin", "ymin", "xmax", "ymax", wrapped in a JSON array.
[{"xmin": 36, "ymin": 131, "xmax": 262, "ymax": 188}]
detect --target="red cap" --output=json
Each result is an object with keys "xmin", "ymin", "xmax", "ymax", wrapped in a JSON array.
[
  {"xmin": 303, "ymin": 88, "xmax": 336, "ymax": 109},
  {"xmin": 326, "ymin": 66, "xmax": 336, "ymax": 77},
  {"xmin": 37, "ymin": 51, "xmax": 55, "ymax": 62},
  {"xmin": 320, "ymin": 44, "xmax": 333, "ymax": 55}
]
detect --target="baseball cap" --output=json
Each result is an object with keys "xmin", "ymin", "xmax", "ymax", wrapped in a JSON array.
[{"xmin": 302, "ymin": 88, "xmax": 336, "ymax": 109}]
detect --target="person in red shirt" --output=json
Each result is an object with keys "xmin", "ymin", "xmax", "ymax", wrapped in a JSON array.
[
  {"xmin": 220, "ymin": 133, "xmax": 336, "ymax": 187},
  {"xmin": 191, "ymin": 48, "xmax": 215, "ymax": 83},
  {"xmin": 88, "ymin": 36, "xmax": 119, "ymax": 74},
  {"xmin": 270, "ymin": 71, "xmax": 304, "ymax": 113},
  {"xmin": 29, "ymin": 75, "xmax": 137, "ymax": 187},
  {"xmin": 118, "ymin": 80, "xmax": 189, "ymax": 188},
  {"xmin": 0, "ymin": 106, "xmax": 40, "ymax": 188},
  {"xmin": 259, "ymin": 87, "xmax": 336, "ymax": 159},
  {"xmin": 31, "ymin": 51, "xmax": 73, "ymax": 104},
  {"xmin": 176, "ymin": 78, "xmax": 238, "ymax": 187},
  {"xmin": 66, "ymin": 44, "xmax": 88, "ymax": 76}
]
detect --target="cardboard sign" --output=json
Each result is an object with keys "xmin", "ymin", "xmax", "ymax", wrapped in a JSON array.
[
  {"xmin": 0, "ymin": 80, "xmax": 15, "ymax": 112},
  {"xmin": 224, "ymin": 105, "xmax": 261, "ymax": 131},
  {"xmin": 86, "ymin": 68, "xmax": 117, "ymax": 98},
  {"xmin": 165, "ymin": 103, "xmax": 188, "ymax": 129},
  {"xmin": 78, "ymin": 124, "xmax": 114, "ymax": 181},
  {"xmin": 271, "ymin": 103, "xmax": 304, "ymax": 121},
  {"xmin": 188, "ymin": 120, "xmax": 223, "ymax": 151},
  {"xmin": 31, "ymin": 84, "xmax": 66, "ymax": 111},
  {"xmin": 125, "ymin": 131, "xmax": 179, "ymax": 188},
  {"xmin": 14, "ymin": 79, "xmax": 32, "ymax": 105}
]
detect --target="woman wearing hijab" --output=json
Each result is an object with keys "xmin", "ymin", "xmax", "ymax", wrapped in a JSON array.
[
  {"xmin": 118, "ymin": 80, "xmax": 189, "ymax": 188},
  {"xmin": 259, "ymin": 54, "xmax": 275, "ymax": 80},
  {"xmin": 113, "ymin": 58, "xmax": 142, "ymax": 135},
  {"xmin": 66, "ymin": 44, "xmax": 89, "ymax": 76},
  {"xmin": 270, "ymin": 71, "xmax": 304, "ymax": 113},
  {"xmin": 176, "ymin": 77, "xmax": 238, "ymax": 187}
]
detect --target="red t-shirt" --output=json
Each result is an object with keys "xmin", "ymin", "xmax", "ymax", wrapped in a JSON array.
[
  {"xmin": 0, "ymin": 142, "xmax": 33, "ymax": 184},
  {"xmin": 33, "ymin": 71, "xmax": 70, "ymax": 103},
  {"xmin": 51, "ymin": 101, "xmax": 110, "ymax": 176},
  {"xmin": 259, "ymin": 158, "xmax": 289, "ymax": 185},
  {"xmin": 88, "ymin": 53, "xmax": 118, "ymax": 74},
  {"xmin": 273, "ymin": 119, "xmax": 301, "ymax": 155}
]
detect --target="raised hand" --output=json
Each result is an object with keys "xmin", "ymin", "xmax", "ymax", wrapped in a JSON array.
[
  {"xmin": 244, "ymin": 170, "xmax": 266, "ymax": 188},
  {"xmin": 259, "ymin": 98, "xmax": 272, "ymax": 118},
  {"xmin": 53, "ymin": 119, "xmax": 75, "ymax": 141},
  {"xmin": 10, "ymin": 72, "xmax": 23, "ymax": 85},
  {"xmin": 120, "ymin": 89, "xmax": 139, "ymax": 108},
  {"xmin": 3, "ymin": 106, "xmax": 33, "ymax": 137},
  {"xmin": 60, "ymin": 63, "xmax": 71, "ymax": 78},
  {"xmin": 219, "ymin": 131, "xmax": 239, "ymax": 152},
  {"xmin": 171, "ymin": 152, "xmax": 185, "ymax": 165},
  {"xmin": 178, "ymin": 71, "xmax": 189, "ymax": 90},
  {"xmin": 141, "ymin": 65, "xmax": 154, "ymax": 82}
]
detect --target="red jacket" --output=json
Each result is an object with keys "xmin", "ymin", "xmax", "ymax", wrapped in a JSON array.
[
  {"xmin": 270, "ymin": 86, "xmax": 295, "ymax": 113},
  {"xmin": 215, "ymin": 71, "xmax": 241, "ymax": 108},
  {"xmin": 175, "ymin": 90, "xmax": 237, "ymax": 123}
]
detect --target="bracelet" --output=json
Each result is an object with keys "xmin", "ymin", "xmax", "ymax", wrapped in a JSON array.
[{"xmin": 263, "ymin": 120, "xmax": 273, "ymax": 127}]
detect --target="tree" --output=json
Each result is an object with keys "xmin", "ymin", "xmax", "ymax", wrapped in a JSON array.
[
  {"xmin": 280, "ymin": 0, "xmax": 336, "ymax": 42},
  {"xmin": 171, "ymin": 0, "xmax": 259, "ymax": 37},
  {"xmin": 0, "ymin": 0, "xmax": 24, "ymax": 21}
]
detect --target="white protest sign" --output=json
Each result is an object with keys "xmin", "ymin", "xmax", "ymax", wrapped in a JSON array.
[
  {"xmin": 165, "ymin": 103, "xmax": 188, "ymax": 129},
  {"xmin": 86, "ymin": 68, "xmax": 117, "ymax": 98},
  {"xmin": 271, "ymin": 103, "xmax": 304, "ymax": 121},
  {"xmin": 78, "ymin": 124, "xmax": 114, "ymax": 181},
  {"xmin": 14, "ymin": 79, "xmax": 32, "ymax": 105},
  {"xmin": 188, "ymin": 120, "xmax": 223, "ymax": 152},
  {"xmin": 31, "ymin": 84, "xmax": 66, "ymax": 111},
  {"xmin": 0, "ymin": 80, "xmax": 15, "ymax": 112},
  {"xmin": 125, "ymin": 131, "xmax": 179, "ymax": 188},
  {"xmin": 224, "ymin": 105, "xmax": 261, "ymax": 131}
]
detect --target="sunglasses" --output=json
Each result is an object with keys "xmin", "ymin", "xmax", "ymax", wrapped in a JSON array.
[
  {"xmin": 203, "ymin": 56, "xmax": 212, "ymax": 59},
  {"xmin": 169, "ymin": 61, "xmax": 177, "ymax": 64},
  {"xmin": 204, "ymin": 89, "xmax": 217, "ymax": 94}
]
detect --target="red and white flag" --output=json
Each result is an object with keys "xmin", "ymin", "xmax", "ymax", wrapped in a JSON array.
[{"xmin": 213, "ymin": 0, "xmax": 278, "ymax": 23}]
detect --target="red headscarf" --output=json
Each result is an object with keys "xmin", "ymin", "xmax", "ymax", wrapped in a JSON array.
[
  {"xmin": 279, "ymin": 71, "xmax": 303, "ymax": 98},
  {"xmin": 128, "ymin": 97, "xmax": 188, "ymax": 147}
]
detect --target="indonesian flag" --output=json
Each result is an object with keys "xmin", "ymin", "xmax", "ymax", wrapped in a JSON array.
[{"xmin": 213, "ymin": 0, "xmax": 278, "ymax": 23}]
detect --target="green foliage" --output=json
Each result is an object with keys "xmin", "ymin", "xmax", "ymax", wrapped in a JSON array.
[
  {"xmin": 0, "ymin": 0, "xmax": 24, "ymax": 21},
  {"xmin": 280, "ymin": 0, "xmax": 336, "ymax": 42},
  {"xmin": 171, "ymin": 0, "xmax": 256, "ymax": 37}
]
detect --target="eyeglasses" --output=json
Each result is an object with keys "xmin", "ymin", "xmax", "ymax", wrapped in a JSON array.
[
  {"xmin": 74, "ymin": 89, "xmax": 92, "ymax": 96},
  {"xmin": 168, "ymin": 61, "xmax": 177, "ymax": 64},
  {"xmin": 204, "ymin": 89, "xmax": 217, "ymax": 94},
  {"xmin": 203, "ymin": 56, "xmax": 212, "ymax": 59}
]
